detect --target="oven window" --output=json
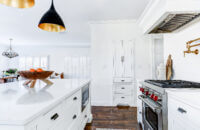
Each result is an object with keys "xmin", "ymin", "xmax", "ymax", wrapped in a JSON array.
[{"xmin": 145, "ymin": 106, "xmax": 158, "ymax": 130}]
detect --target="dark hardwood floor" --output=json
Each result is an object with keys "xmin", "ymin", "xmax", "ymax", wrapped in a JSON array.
[{"xmin": 85, "ymin": 106, "xmax": 141, "ymax": 130}]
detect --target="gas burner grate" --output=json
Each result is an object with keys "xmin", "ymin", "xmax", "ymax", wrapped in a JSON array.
[{"xmin": 145, "ymin": 80, "xmax": 200, "ymax": 88}]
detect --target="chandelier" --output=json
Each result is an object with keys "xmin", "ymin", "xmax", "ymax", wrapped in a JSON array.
[{"xmin": 2, "ymin": 39, "xmax": 19, "ymax": 58}]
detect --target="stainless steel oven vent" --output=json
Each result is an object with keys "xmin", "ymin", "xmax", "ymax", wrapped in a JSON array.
[{"xmin": 150, "ymin": 13, "xmax": 200, "ymax": 33}]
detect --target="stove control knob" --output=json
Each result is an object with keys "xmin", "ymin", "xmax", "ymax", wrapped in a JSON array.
[
  {"xmin": 154, "ymin": 96, "xmax": 158, "ymax": 101},
  {"xmin": 150, "ymin": 94, "xmax": 154, "ymax": 99},
  {"xmin": 140, "ymin": 88, "xmax": 144, "ymax": 92},
  {"xmin": 145, "ymin": 91, "xmax": 149, "ymax": 96}
]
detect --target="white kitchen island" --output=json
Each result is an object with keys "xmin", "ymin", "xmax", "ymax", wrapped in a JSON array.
[{"xmin": 0, "ymin": 79, "xmax": 92, "ymax": 130}]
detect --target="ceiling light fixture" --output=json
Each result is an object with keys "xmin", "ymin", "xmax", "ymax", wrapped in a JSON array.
[
  {"xmin": 2, "ymin": 39, "xmax": 19, "ymax": 59},
  {"xmin": 38, "ymin": 0, "xmax": 66, "ymax": 32},
  {"xmin": 0, "ymin": 0, "xmax": 35, "ymax": 8}
]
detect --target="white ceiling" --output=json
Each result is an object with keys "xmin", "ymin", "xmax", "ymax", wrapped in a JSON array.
[{"xmin": 0, "ymin": 0, "xmax": 149, "ymax": 46}]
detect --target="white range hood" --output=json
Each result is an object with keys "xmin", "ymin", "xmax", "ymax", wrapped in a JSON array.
[{"xmin": 138, "ymin": 0, "xmax": 200, "ymax": 34}]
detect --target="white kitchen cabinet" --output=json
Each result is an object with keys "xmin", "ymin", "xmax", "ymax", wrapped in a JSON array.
[
  {"xmin": 168, "ymin": 95, "xmax": 200, "ymax": 130},
  {"xmin": 112, "ymin": 40, "xmax": 135, "ymax": 106},
  {"xmin": 68, "ymin": 104, "xmax": 90, "ymax": 130}
]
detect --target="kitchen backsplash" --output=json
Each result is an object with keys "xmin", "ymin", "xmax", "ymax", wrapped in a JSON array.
[{"xmin": 164, "ymin": 21, "xmax": 200, "ymax": 82}]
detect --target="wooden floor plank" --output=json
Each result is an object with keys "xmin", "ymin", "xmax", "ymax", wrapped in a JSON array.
[{"xmin": 85, "ymin": 106, "xmax": 141, "ymax": 130}]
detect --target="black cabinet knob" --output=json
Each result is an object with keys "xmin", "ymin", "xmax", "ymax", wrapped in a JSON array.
[
  {"xmin": 178, "ymin": 107, "xmax": 187, "ymax": 114},
  {"xmin": 73, "ymin": 97, "xmax": 77, "ymax": 101},
  {"xmin": 51, "ymin": 113, "xmax": 59, "ymax": 120},
  {"xmin": 73, "ymin": 115, "xmax": 77, "ymax": 120}
]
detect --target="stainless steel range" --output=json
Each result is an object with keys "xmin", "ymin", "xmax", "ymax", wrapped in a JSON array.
[{"xmin": 139, "ymin": 80, "xmax": 200, "ymax": 130}]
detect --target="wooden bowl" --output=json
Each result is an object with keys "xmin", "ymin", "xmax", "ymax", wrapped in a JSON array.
[{"xmin": 18, "ymin": 71, "xmax": 54, "ymax": 80}]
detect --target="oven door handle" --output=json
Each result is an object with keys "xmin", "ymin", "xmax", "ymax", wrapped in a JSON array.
[{"xmin": 138, "ymin": 95, "xmax": 161, "ymax": 113}]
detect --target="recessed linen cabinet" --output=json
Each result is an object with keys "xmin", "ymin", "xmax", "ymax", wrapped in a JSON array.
[{"xmin": 112, "ymin": 40, "xmax": 135, "ymax": 106}]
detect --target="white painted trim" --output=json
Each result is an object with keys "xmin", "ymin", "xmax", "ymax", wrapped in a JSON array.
[
  {"xmin": 150, "ymin": 36, "xmax": 164, "ymax": 79},
  {"xmin": 137, "ymin": 0, "xmax": 157, "ymax": 24},
  {"xmin": 151, "ymin": 34, "xmax": 164, "ymax": 39},
  {"xmin": 14, "ymin": 44, "xmax": 91, "ymax": 48},
  {"xmin": 150, "ymin": 36, "xmax": 155, "ymax": 79},
  {"xmin": 91, "ymin": 101, "xmax": 113, "ymax": 106},
  {"xmin": 138, "ymin": 0, "xmax": 160, "ymax": 26},
  {"xmin": 89, "ymin": 19, "xmax": 137, "ymax": 24}
]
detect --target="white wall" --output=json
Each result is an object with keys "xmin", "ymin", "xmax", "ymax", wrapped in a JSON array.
[
  {"xmin": 164, "ymin": 22, "xmax": 200, "ymax": 82},
  {"xmin": 6, "ymin": 46, "xmax": 90, "ymax": 74},
  {"xmin": 90, "ymin": 20, "xmax": 153, "ymax": 106}
]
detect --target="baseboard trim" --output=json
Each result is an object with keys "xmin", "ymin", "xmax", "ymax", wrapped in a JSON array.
[{"xmin": 91, "ymin": 101, "xmax": 113, "ymax": 106}]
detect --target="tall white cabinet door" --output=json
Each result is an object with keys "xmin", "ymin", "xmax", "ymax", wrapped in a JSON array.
[
  {"xmin": 124, "ymin": 40, "xmax": 134, "ymax": 78},
  {"xmin": 113, "ymin": 40, "xmax": 124, "ymax": 77},
  {"xmin": 113, "ymin": 40, "xmax": 134, "ymax": 78}
]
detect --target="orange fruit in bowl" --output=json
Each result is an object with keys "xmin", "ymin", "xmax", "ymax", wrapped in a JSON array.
[
  {"xmin": 30, "ymin": 68, "xmax": 36, "ymax": 72},
  {"xmin": 36, "ymin": 68, "xmax": 43, "ymax": 72}
]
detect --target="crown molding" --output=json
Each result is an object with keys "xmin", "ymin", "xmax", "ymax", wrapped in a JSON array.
[{"xmin": 89, "ymin": 19, "xmax": 137, "ymax": 24}]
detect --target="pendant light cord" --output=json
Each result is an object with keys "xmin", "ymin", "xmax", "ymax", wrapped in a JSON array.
[{"xmin": 51, "ymin": 0, "xmax": 55, "ymax": 10}]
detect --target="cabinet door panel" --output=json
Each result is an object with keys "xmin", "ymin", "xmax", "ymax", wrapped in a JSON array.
[
  {"xmin": 50, "ymin": 121, "xmax": 66, "ymax": 130},
  {"xmin": 124, "ymin": 40, "xmax": 133, "ymax": 77},
  {"xmin": 113, "ymin": 40, "xmax": 124, "ymax": 77},
  {"xmin": 113, "ymin": 40, "xmax": 133, "ymax": 78}
]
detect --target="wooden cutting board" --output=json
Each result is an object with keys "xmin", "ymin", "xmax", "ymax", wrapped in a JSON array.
[{"xmin": 166, "ymin": 54, "xmax": 173, "ymax": 80}]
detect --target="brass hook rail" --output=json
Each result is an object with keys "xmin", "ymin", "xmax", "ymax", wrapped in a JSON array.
[{"xmin": 184, "ymin": 38, "xmax": 200, "ymax": 57}]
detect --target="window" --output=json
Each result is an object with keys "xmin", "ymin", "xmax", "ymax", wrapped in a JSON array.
[
  {"xmin": 64, "ymin": 56, "xmax": 90, "ymax": 79},
  {"xmin": 19, "ymin": 56, "xmax": 49, "ymax": 70}
]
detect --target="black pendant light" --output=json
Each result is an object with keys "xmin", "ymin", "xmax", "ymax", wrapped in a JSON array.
[
  {"xmin": 38, "ymin": 0, "xmax": 66, "ymax": 32},
  {"xmin": 0, "ymin": 0, "xmax": 35, "ymax": 8}
]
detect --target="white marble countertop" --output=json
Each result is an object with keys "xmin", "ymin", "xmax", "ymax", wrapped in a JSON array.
[
  {"xmin": 166, "ymin": 89, "xmax": 200, "ymax": 110},
  {"xmin": 0, "ymin": 79, "xmax": 90, "ymax": 126}
]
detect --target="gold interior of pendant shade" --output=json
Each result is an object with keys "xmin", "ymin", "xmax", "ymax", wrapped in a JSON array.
[
  {"xmin": 38, "ymin": 23, "xmax": 66, "ymax": 32},
  {"xmin": 0, "ymin": 0, "xmax": 34, "ymax": 8}
]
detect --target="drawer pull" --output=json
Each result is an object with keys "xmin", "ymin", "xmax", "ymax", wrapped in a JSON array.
[
  {"xmin": 178, "ymin": 107, "xmax": 187, "ymax": 114},
  {"xmin": 85, "ymin": 115, "xmax": 87, "ymax": 118},
  {"xmin": 121, "ymin": 97, "xmax": 125, "ymax": 99},
  {"xmin": 121, "ymin": 80, "xmax": 125, "ymax": 82},
  {"xmin": 121, "ymin": 87, "xmax": 125, "ymax": 89},
  {"xmin": 73, "ymin": 115, "xmax": 77, "ymax": 120},
  {"xmin": 73, "ymin": 97, "xmax": 77, "ymax": 101},
  {"xmin": 51, "ymin": 113, "xmax": 59, "ymax": 120}
]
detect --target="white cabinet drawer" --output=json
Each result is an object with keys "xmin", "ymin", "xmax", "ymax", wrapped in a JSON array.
[
  {"xmin": 37, "ymin": 103, "xmax": 64, "ymax": 130},
  {"xmin": 115, "ymin": 84, "xmax": 132, "ymax": 89},
  {"xmin": 63, "ymin": 90, "xmax": 81, "ymax": 127},
  {"xmin": 113, "ymin": 77, "xmax": 132, "ymax": 83},
  {"xmin": 67, "ymin": 111, "xmax": 82, "ymax": 130},
  {"xmin": 113, "ymin": 94, "xmax": 132, "ymax": 106},
  {"xmin": 37, "ymin": 90, "xmax": 81, "ymax": 130},
  {"xmin": 68, "ymin": 105, "xmax": 90, "ymax": 130},
  {"xmin": 115, "ymin": 85, "xmax": 132, "ymax": 94},
  {"xmin": 168, "ymin": 97, "xmax": 200, "ymax": 128},
  {"xmin": 79, "ymin": 105, "xmax": 90, "ymax": 130},
  {"xmin": 63, "ymin": 101, "xmax": 80, "ymax": 128},
  {"xmin": 65, "ymin": 90, "xmax": 81, "ymax": 108}
]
